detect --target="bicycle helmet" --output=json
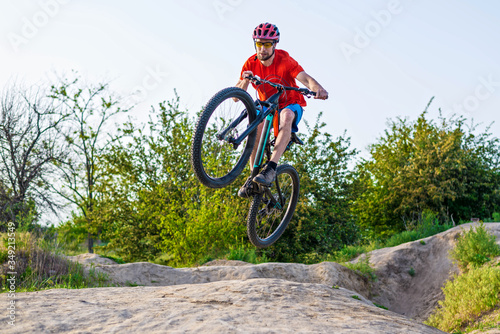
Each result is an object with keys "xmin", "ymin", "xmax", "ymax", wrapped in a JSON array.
[{"xmin": 252, "ymin": 22, "xmax": 280, "ymax": 42}]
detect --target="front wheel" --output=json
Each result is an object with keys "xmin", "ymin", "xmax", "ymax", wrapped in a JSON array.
[
  {"xmin": 247, "ymin": 164, "xmax": 300, "ymax": 248},
  {"xmin": 191, "ymin": 87, "xmax": 257, "ymax": 188}
]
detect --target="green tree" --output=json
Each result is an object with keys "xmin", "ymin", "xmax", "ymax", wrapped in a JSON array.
[
  {"xmin": 49, "ymin": 75, "xmax": 128, "ymax": 252},
  {"xmin": 353, "ymin": 99, "xmax": 500, "ymax": 238},
  {"xmin": 94, "ymin": 96, "xmax": 249, "ymax": 264}
]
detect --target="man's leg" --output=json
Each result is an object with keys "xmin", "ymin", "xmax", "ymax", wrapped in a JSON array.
[{"xmin": 270, "ymin": 108, "xmax": 295, "ymax": 163}]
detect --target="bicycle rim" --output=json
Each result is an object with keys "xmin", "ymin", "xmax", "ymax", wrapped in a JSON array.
[
  {"xmin": 191, "ymin": 87, "xmax": 256, "ymax": 188},
  {"xmin": 247, "ymin": 164, "xmax": 299, "ymax": 248}
]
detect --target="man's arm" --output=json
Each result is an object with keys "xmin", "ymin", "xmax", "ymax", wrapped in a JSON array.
[{"xmin": 296, "ymin": 71, "xmax": 328, "ymax": 100}]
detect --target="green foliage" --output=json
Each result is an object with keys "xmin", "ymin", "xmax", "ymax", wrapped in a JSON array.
[
  {"xmin": 374, "ymin": 302, "xmax": 388, "ymax": 310},
  {"xmin": 383, "ymin": 211, "xmax": 452, "ymax": 247},
  {"xmin": 329, "ymin": 243, "xmax": 376, "ymax": 263},
  {"xmin": 56, "ymin": 214, "xmax": 89, "ymax": 252},
  {"xmin": 49, "ymin": 74, "xmax": 129, "ymax": 253},
  {"xmin": 352, "ymin": 100, "xmax": 500, "ymax": 238},
  {"xmin": 342, "ymin": 254, "xmax": 377, "ymax": 281},
  {"xmin": 80, "ymin": 98, "xmax": 361, "ymax": 266},
  {"xmin": 449, "ymin": 222, "xmax": 500, "ymax": 271},
  {"xmin": 92, "ymin": 95, "xmax": 249, "ymax": 265},
  {"xmin": 329, "ymin": 212, "xmax": 452, "ymax": 263},
  {"xmin": 425, "ymin": 265, "xmax": 500, "ymax": 332},
  {"xmin": 226, "ymin": 242, "xmax": 269, "ymax": 264},
  {"xmin": 0, "ymin": 198, "xmax": 39, "ymax": 232},
  {"xmin": 0, "ymin": 232, "xmax": 111, "ymax": 292}
]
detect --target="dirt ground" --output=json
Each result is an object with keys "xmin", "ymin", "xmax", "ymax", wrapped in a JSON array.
[{"xmin": 4, "ymin": 222, "xmax": 499, "ymax": 333}]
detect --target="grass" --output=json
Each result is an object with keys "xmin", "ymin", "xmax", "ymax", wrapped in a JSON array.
[
  {"xmin": 194, "ymin": 241, "xmax": 270, "ymax": 266},
  {"xmin": 374, "ymin": 302, "xmax": 388, "ymax": 310},
  {"xmin": 0, "ymin": 232, "xmax": 112, "ymax": 293},
  {"xmin": 341, "ymin": 254, "xmax": 377, "ymax": 281},
  {"xmin": 425, "ymin": 223, "xmax": 500, "ymax": 332},
  {"xmin": 463, "ymin": 308, "xmax": 500, "ymax": 333},
  {"xmin": 327, "ymin": 215, "xmax": 454, "ymax": 264},
  {"xmin": 449, "ymin": 222, "xmax": 500, "ymax": 272},
  {"xmin": 484, "ymin": 212, "xmax": 500, "ymax": 223},
  {"xmin": 425, "ymin": 265, "xmax": 500, "ymax": 332}
]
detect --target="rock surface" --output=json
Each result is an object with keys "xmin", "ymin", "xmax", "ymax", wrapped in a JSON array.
[
  {"xmin": 3, "ymin": 222, "xmax": 499, "ymax": 333},
  {"xmin": 4, "ymin": 279, "xmax": 443, "ymax": 333}
]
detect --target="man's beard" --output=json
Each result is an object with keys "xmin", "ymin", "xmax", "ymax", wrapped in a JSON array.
[{"xmin": 257, "ymin": 49, "xmax": 275, "ymax": 61}]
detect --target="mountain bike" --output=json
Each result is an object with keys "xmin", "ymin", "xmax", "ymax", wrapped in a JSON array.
[{"xmin": 191, "ymin": 75, "xmax": 315, "ymax": 248}]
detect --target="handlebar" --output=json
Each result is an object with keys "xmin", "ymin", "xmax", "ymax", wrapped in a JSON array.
[{"xmin": 245, "ymin": 75, "xmax": 316, "ymax": 97}]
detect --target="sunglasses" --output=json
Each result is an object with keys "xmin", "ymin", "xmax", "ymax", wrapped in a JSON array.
[{"xmin": 255, "ymin": 41, "xmax": 275, "ymax": 48}]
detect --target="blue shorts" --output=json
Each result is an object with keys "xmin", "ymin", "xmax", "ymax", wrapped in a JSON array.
[
  {"xmin": 258, "ymin": 103, "xmax": 303, "ymax": 133},
  {"xmin": 282, "ymin": 104, "xmax": 303, "ymax": 133}
]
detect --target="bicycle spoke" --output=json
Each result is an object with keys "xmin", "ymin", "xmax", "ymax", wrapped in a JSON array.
[
  {"xmin": 201, "ymin": 98, "xmax": 249, "ymax": 180},
  {"xmin": 252, "ymin": 166, "xmax": 296, "ymax": 242}
]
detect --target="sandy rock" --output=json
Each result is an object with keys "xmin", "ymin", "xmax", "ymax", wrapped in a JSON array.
[
  {"xmin": 2, "ymin": 279, "xmax": 444, "ymax": 334},
  {"xmin": 66, "ymin": 253, "xmax": 118, "ymax": 266},
  {"xmin": 5, "ymin": 222, "xmax": 498, "ymax": 333}
]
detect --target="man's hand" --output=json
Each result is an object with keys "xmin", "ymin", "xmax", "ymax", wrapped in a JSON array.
[
  {"xmin": 241, "ymin": 71, "xmax": 254, "ymax": 82},
  {"xmin": 236, "ymin": 71, "xmax": 254, "ymax": 91},
  {"xmin": 314, "ymin": 87, "xmax": 329, "ymax": 100}
]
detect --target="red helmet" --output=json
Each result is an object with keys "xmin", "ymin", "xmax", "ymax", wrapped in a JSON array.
[{"xmin": 252, "ymin": 22, "xmax": 280, "ymax": 42}]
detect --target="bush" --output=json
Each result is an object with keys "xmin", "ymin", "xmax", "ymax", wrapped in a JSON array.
[
  {"xmin": 341, "ymin": 254, "xmax": 377, "ymax": 281},
  {"xmin": 0, "ymin": 232, "xmax": 110, "ymax": 292},
  {"xmin": 449, "ymin": 222, "xmax": 500, "ymax": 271},
  {"xmin": 425, "ymin": 265, "xmax": 500, "ymax": 332},
  {"xmin": 330, "ymin": 243, "xmax": 376, "ymax": 263},
  {"xmin": 384, "ymin": 211, "xmax": 452, "ymax": 247},
  {"xmin": 328, "ymin": 212, "xmax": 453, "ymax": 264}
]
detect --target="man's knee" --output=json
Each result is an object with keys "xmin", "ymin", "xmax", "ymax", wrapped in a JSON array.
[{"xmin": 280, "ymin": 108, "xmax": 295, "ymax": 125}]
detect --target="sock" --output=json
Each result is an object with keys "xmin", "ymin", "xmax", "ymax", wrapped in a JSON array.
[{"xmin": 268, "ymin": 161, "xmax": 277, "ymax": 170}]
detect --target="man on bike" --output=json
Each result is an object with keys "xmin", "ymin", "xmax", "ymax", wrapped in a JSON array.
[{"xmin": 236, "ymin": 22, "xmax": 329, "ymax": 198}]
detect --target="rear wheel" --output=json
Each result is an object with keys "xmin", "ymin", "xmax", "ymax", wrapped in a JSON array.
[
  {"xmin": 191, "ymin": 87, "xmax": 257, "ymax": 188},
  {"xmin": 247, "ymin": 164, "xmax": 300, "ymax": 248}
]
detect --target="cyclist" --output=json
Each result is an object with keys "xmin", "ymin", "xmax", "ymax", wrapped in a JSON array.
[{"xmin": 236, "ymin": 22, "xmax": 329, "ymax": 198}]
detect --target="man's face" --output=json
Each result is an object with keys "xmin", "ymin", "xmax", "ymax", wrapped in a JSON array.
[{"xmin": 254, "ymin": 39, "xmax": 276, "ymax": 61}]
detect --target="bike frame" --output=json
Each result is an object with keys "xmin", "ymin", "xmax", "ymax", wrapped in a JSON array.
[{"xmin": 215, "ymin": 76, "xmax": 313, "ymax": 206}]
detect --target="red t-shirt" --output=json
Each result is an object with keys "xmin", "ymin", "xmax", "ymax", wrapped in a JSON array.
[{"xmin": 241, "ymin": 49, "xmax": 306, "ymax": 110}]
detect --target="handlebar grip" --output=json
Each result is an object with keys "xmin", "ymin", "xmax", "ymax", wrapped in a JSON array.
[
  {"xmin": 299, "ymin": 88, "xmax": 316, "ymax": 96},
  {"xmin": 245, "ymin": 75, "xmax": 261, "ymax": 85}
]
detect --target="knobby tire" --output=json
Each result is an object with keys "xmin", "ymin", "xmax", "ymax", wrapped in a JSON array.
[
  {"xmin": 247, "ymin": 164, "xmax": 300, "ymax": 248},
  {"xmin": 191, "ymin": 87, "xmax": 257, "ymax": 188}
]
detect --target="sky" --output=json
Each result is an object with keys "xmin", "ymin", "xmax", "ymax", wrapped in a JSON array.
[{"xmin": 1, "ymin": 0, "xmax": 499, "ymax": 160}]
